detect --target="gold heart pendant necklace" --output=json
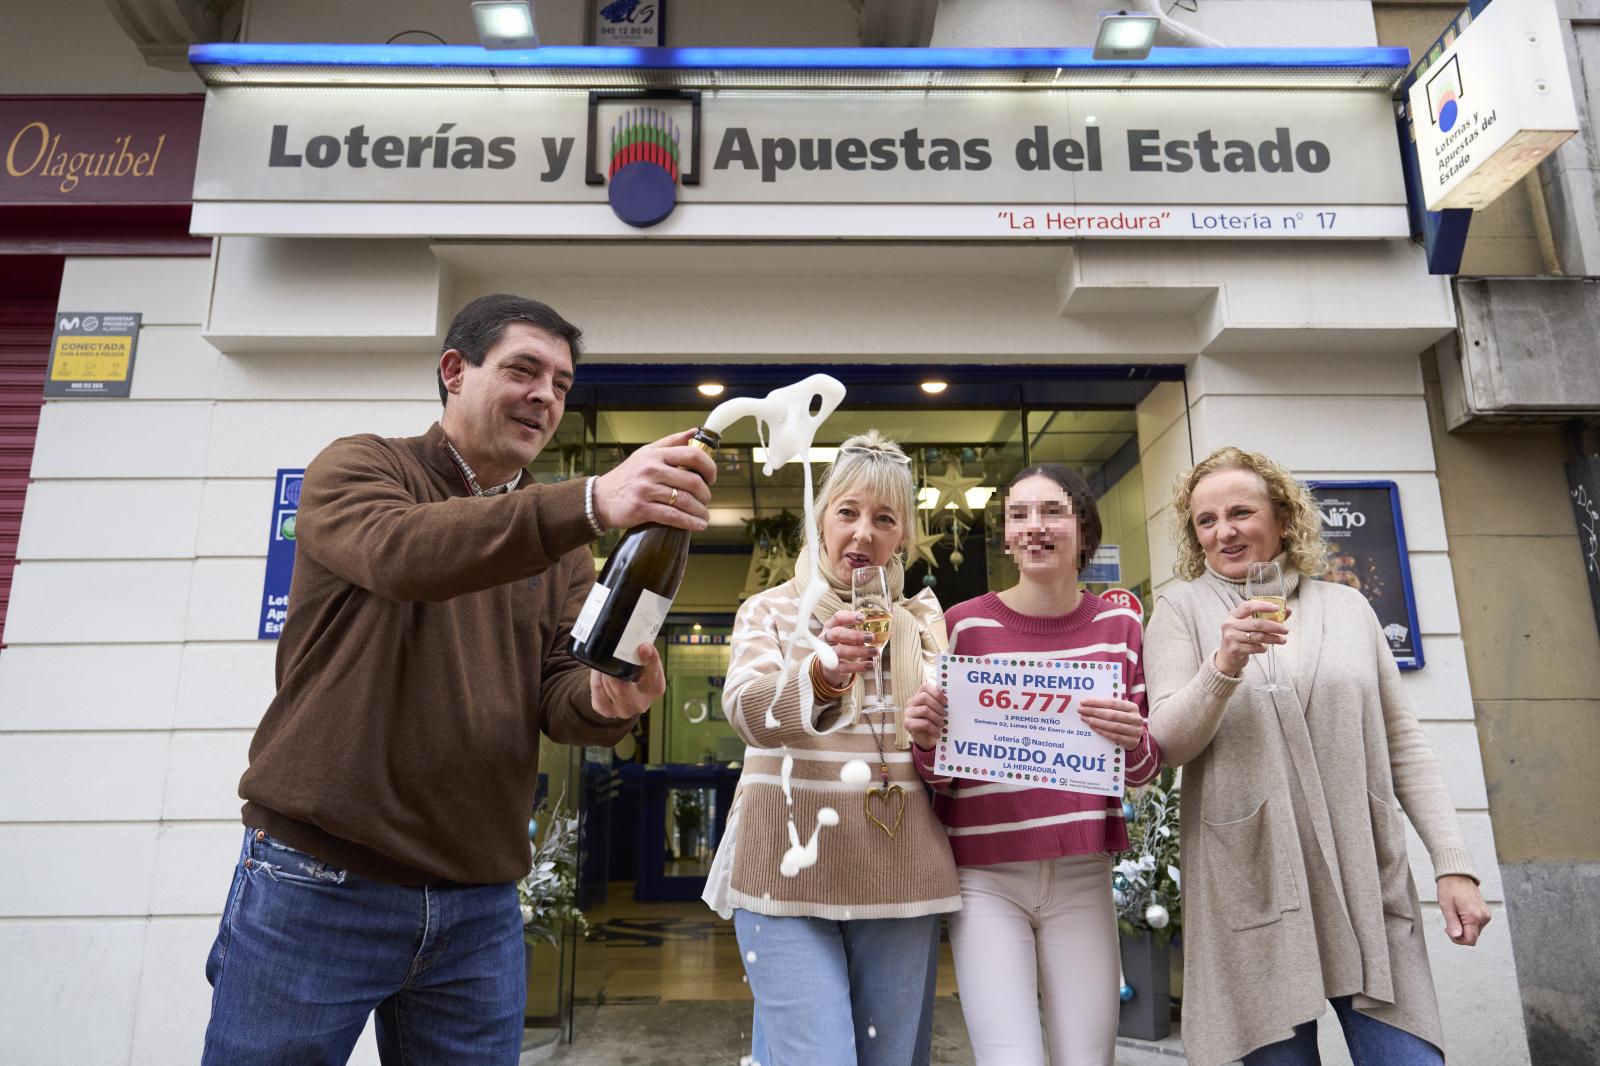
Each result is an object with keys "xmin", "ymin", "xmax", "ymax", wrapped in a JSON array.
[
  {"xmin": 861, "ymin": 685, "xmax": 905, "ymax": 838},
  {"xmin": 865, "ymin": 773, "xmax": 906, "ymax": 838}
]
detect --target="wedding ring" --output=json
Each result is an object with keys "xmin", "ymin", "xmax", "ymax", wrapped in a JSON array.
[{"xmin": 667, "ymin": 487, "xmax": 679, "ymax": 508}]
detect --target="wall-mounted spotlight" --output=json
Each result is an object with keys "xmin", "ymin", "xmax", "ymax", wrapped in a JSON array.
[
  {"xmin": 1093, "ymin": 11, "xmax": 1160, "ymax": 60},
  {"xmin": 472, "ymin": 1, "xmax": 539, "ymax": 49}
]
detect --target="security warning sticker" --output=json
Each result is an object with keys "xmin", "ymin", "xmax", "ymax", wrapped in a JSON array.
[{"xmin": 45, "ymin": 312, "xmax": 140, "ymax": 397}]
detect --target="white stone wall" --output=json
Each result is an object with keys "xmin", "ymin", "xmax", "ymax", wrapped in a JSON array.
[
  {"xmin": 0, "ymin": 232, "xmax": 1530, "ymax": 1064},
  {"xmin": 0, "ymin": 3, "xmax": 1530, "ymax": 1059},
  {"xmin": 0, "ymin": 256, "xmax": 391, "ymax": 1065},
  {"xmin": 1137, "ymin": 355, "xmax": 1530, "ymax": 1066}
]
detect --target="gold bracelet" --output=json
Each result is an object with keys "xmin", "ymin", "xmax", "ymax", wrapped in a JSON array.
[{"xmin": 810, "ymin": 656, "xmax": 852, "ymax": 700}]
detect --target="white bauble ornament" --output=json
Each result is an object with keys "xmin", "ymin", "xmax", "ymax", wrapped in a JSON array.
[{"xmin": 1145, "ymin": 903, "xmax": 1170, "ymax": 930}]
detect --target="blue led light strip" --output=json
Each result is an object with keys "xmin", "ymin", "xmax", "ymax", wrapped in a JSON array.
[{"xmin": 188, "ymin": 42, "xmax": 1409, "ymax": 73}]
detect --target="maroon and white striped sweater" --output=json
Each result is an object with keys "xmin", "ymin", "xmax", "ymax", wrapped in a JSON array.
[{"xmin": 912, "ymin": 590, "xmax": 1160, "ymax": 866}]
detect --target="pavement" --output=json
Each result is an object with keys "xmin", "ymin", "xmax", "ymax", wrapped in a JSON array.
[{"xmin": 521, "ymin": 998, "xmax": 1189, "ymax": 1065}]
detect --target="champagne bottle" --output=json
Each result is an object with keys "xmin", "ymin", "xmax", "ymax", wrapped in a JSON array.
[{"xmin": 571, "ymin": 428, "xmax": 720, "ymax": 681}]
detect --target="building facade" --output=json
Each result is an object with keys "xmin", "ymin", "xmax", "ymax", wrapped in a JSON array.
[{"xmin": 1, "ymin": 2, "xmax": 1596, "ymax": 1064}]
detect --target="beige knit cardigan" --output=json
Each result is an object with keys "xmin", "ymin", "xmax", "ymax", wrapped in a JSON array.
[
  {"xmin": 716, "ymin": 577, "xmax": 961, "ymax": 920},
  {"xmin": 1144, "ymin": 567, "xmax": 1477, "ymax": 1066}
]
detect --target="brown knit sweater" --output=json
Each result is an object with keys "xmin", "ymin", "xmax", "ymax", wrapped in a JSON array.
[
  {"xmin": 720, "ymin": 579, "xmax": 961, "ymax": 919},
  {"xmin": 239, "ymin": 422, "xmax": 635, "ymax": 886}
]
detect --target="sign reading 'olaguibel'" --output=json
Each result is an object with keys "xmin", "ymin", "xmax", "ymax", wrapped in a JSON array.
[{"xmin": 192, "ymin": 88, "xmax": 1407, "ymax": 239}]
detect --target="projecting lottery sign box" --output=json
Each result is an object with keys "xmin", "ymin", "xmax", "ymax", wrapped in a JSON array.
[
  {"xmin": 936, "ymin": 655, "xmax": 1125, "ymax": 797},
  {"xmin": 1406, "ymin": 0, "xmax": 1578, "ymax": 212}
]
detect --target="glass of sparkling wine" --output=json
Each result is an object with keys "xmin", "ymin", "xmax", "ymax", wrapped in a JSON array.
[
  {"xmin": 1246, "ymin": 560, "xmax": 1290, "ymax": 693},
  {"xmin": 851, "ymin": 565, "xmax": 892, "ymax": 709}
]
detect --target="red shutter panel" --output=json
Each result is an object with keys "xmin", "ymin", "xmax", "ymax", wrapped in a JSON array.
[{"xmin": 0, "ymin": 300, "xmax": 55, "ymax": 643}]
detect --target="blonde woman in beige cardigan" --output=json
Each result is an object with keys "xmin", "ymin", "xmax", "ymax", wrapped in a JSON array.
[
  {"xmin": 1143, "ymin": 447, "xmax": 1491, "ymax": 1066},
  {"xmin": 702, "ymin": 431, "xmax": 958, "ymax": 1066}
]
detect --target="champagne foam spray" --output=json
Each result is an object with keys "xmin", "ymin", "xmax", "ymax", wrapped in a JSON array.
[
  {"xmin": 705, "ymin": 374, "xmax": 848, "ymax": 876},
  {"xmin": 704, "ymin": 373, "xmax": 847, "ymax": 678}
]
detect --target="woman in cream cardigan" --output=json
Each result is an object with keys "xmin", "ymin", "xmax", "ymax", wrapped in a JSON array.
[{"xmin": 1143, "ymin": 447, "xmax": 1491, "ymax": 1066}]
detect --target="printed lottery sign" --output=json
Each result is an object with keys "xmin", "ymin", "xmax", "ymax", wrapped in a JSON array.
[{"xmin": 936, "ymin": 655, "xmax": 1124, "ymax": 797}]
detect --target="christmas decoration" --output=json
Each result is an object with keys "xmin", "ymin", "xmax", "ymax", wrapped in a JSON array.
[
  {"xmin": 739, "ymin": 510, "xmax": 804, "ymax": 599},
  {"xmin": 1114, "ymin": 766, "xmax": 1182, "ymax": 947},
  {"xmin": 926, "ymin": 460, "xmax": 982, "ymax": 518},
  {"xmin": 517, "ymin": 794, "xmax": 587, "ymax": 946},
  {"xmin": 905, "ymin": 512, "xmax": 943, "ymax": 572},
  {"xmin": 765, "ymin": 545, "xmax": 796, "ymax": 586}
]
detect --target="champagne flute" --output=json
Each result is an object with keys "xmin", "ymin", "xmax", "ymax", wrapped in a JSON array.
[
  {"xmin": 850, "ymin": 566, "xmax": 892, "ymax": 712},
  {"xmin": 1245, "ymin": 560, "xmax": 1290, "ymax": 693}
]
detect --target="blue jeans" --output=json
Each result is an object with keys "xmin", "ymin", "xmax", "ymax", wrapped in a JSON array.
[
  {"xmin": 734, "ymin": 908, "xmax": 941, "ymax": 1066},
  {"xmin": 1241, "ymin": 996, "xmax": 1445, "ymax": 1066},
  {"xmin": 202, "ymin": 829, "xmax": 526, "ymax": 1066}
]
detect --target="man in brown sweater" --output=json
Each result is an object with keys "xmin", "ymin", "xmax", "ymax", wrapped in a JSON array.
[{"xmin": 200, "ymin": 294, "xmax": 717, "ymax": 1066}]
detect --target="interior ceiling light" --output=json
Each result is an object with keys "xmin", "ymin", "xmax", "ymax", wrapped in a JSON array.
[
  {"xmin": 1094, "ymin": 12, "xmax": 1161, "ymax": 61},
  {"xmin": 472, "ymin": 1, "xmax": 539, "ymax": 49},
  {"xmin": 918, "ymin": 486, "xmax": 997, "ymax": 511},
  {"xmin": 920, "ymin": 381, "xmax": 949, "ymax": 395},
  {"xmin": 697, "ymin": 383, "xmax": 726, "ymax": 396}
]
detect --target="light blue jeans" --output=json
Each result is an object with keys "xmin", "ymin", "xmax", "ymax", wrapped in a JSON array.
[
  {"xmin": 734, "ymin": 908, "xmax": 941, "ymax": 1066},
  {"xmin": 1241, "ymin": 996, "xmax": 1445, "ymax": 1066}
]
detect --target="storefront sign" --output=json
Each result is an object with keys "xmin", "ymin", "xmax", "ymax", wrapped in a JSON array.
[
  {"xmin": 936, "ymin": 655, "xmax": 1124, "ymax": 797},
  {"xmin": 43, "ymin": 312, "xmax": 139, "ymax": 398},
  {"xmin": 594, "ymin": 0, "xmax": 663, "ymax": 46},
  {"xmin": 259, "ymin": 469, "xmax": 304, "ymax": 639},
  {"xmin": 1406, "ymin": 0, "xmax": 1577, "ymax": 212},
  {"xmin": 2, "ymin": 96, "xmax": 202, "ymax": 204},
  {"xmin": 1081, "ymin": 544, "xmax": 1122, "ymax": 584},
  {"xmin": 191, "ymin": 87, "xmax": 1408, "ymax": 239},
  {"xmin": 1566, "ymin": 457, "xmax": 1600, "ymax": 641},
  {"xmin": 1308, "ymin": 480, "xmax": 1425, "ymax": 669}
]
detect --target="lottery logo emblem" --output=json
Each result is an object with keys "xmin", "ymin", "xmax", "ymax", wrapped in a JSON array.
[
  {"xmin": 1426, "ymin": 55, "xmax": 1464, "ymax": 133},
  {"xmin": 606, "ymin": 107, "xmax": 681, "ymax": 228}
]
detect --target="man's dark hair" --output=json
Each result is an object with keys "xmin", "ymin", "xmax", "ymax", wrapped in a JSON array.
[
  {"xmin": 1007, "ymin": 463, "xmax": 1103, "ymax": 572},
  {"xmin": 437, "ymin": 294, "xmax": 583, "ymax": 405}
]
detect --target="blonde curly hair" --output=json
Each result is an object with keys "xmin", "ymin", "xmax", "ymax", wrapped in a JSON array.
[{"xmin": 1169, "ymin": 446, "xmax": 1329, "ymax": 580}]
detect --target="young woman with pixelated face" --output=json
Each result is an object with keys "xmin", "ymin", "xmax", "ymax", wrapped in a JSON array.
[{"xmin": 908, "ymin": 465, "xmax": 1161, "ymax": 1066}]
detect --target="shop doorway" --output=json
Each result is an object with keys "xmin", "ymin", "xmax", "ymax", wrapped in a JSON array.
[{"xmin": 525, "ymin": 364, "xmax": 1182, "ymax": 1032}]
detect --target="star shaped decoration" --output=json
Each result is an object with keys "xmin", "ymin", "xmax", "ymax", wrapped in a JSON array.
[
  {"xmin": 927, "ymin": 461, "xmax": 983, "ymax": 519},
  {"xmin": 738, "ymin": 550, "xmax": 770, "ymax": 601},
  {"xmin": 905, "ymin": 514, "xmax": 943, "ymax": 572},
  {"xmin": 765, "ymin": 546, "xmax": 796, "ymax": 587}
]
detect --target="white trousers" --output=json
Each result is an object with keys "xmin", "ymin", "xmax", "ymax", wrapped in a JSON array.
[{"xmin": 948, "ymin": 853, "xmax": 1120, "ymax": 1066}]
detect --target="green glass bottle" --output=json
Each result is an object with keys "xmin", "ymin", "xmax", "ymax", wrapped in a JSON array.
[{"xmin": 570, "ymin": 428, "xmax": 720, "ymax": 681}]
